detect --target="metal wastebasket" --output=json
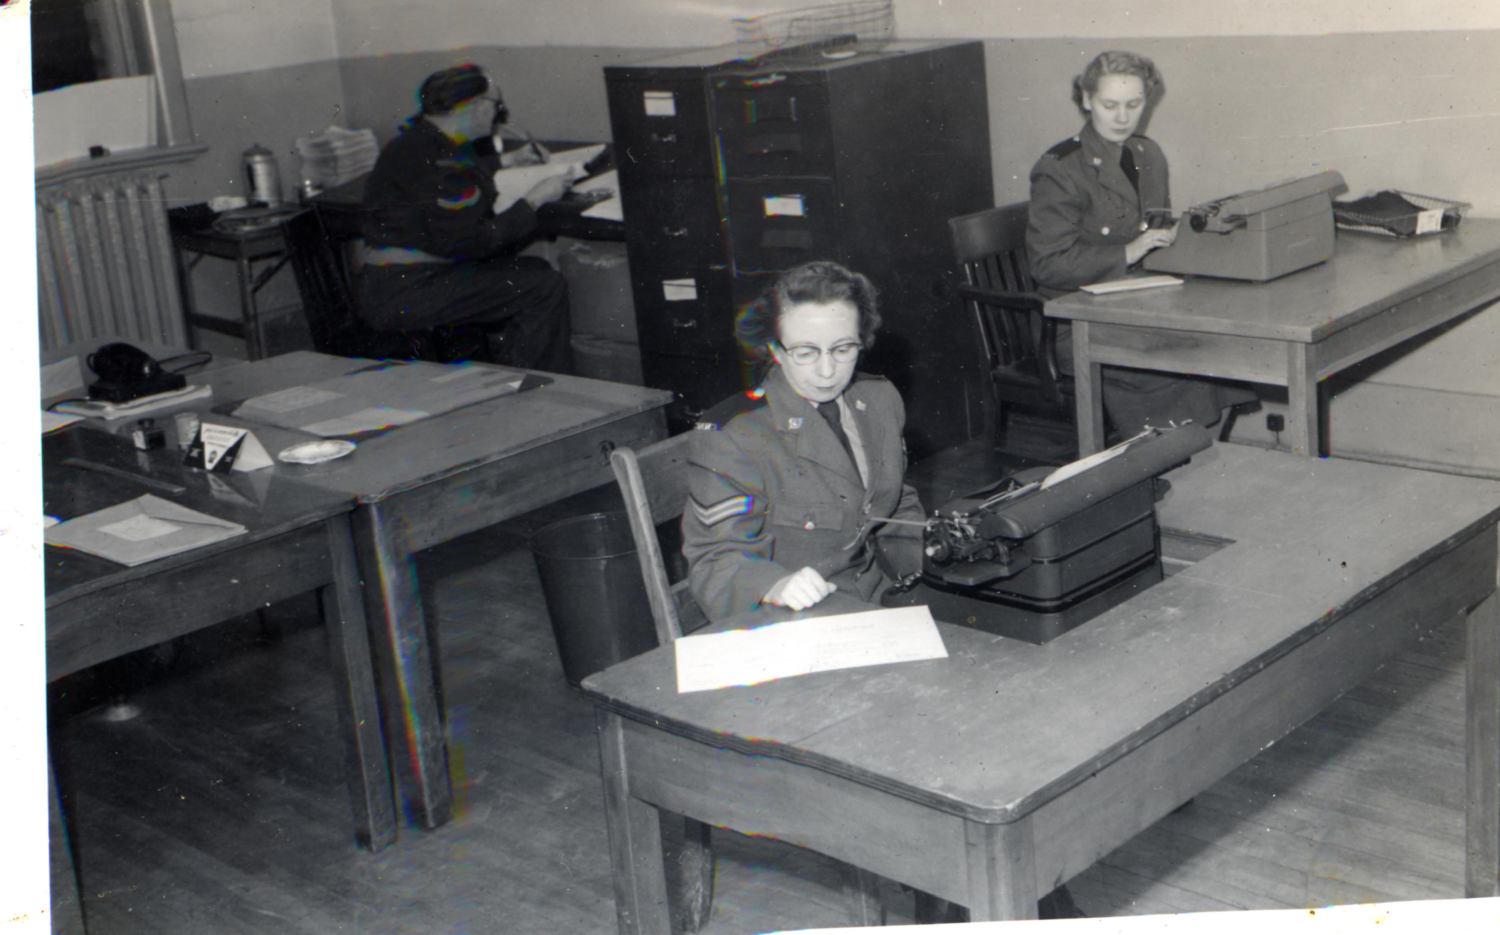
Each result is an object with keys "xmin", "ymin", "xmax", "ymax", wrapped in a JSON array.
[{"xmin": 529, "ymin": 511, "xmax": 658, "ymax": 685}]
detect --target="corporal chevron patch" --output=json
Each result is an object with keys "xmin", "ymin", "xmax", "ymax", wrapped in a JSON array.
[
  {"xmin": 690, "ymin": 494, "xmax": 753, "ymax": 527},
  {"xmin": 437, "ymin": 186, "xmax": 481, "ymax": 210}
]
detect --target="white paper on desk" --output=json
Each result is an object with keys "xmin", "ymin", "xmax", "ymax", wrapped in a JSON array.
[
  {"xmin": 300, "ymin": 406, "xmax": 429, "ymax": 437},
  {"xmin": 242, "ymin": 385, "xmax": 344, "ymax": 413},
  {"xmin": 581, "ymin": 197, "xmax": 624, "ymax": 222},
  {"xmin": 674, "ymin": 604, "xmax": 947, "ymax": 694},
  {"xmin": 43, "ymin": 411, "xmax": 83, "ymax": 434},
  {"xmin": 548, "ymin": 144, "xmax": 607, "ymax": 171},
  {"xmin": 492, "ymin": 164, "xmax": 583, "ymax": 214},
  {"xmin": 52, "ymin": 383, "xmax": 213, "ymax": 421},
  {"xmin": 45, "ymin": 494, "xmax": 245, "ymax": 567},
  {"xmin": 574, "ymin": 169, "xmax": 617, "ymax": 196},
  {"xmin": 1078, "ymin": 274, "xmax": 1183, "ymax": 295}
]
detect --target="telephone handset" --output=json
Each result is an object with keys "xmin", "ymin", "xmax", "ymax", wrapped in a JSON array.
[{"xmin": 87, "ymin": 343, "xmax": 187, "ymax": 402}]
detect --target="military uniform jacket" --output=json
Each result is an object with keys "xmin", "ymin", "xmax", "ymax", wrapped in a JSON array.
[
  {"xmin": 682, "ymin": 367, "xmax": 925, "ymax": 622},
  {"xmin": 362, "ymin": 119, "xmax": 538, "ymax": 260},
  {"xmin": 1026, "ymin": 121, "xmax": 1170, "ymax": 293}
]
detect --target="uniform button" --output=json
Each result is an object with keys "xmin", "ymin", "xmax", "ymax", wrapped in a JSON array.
[
  {"xmin": 1140, "ymin": 221, "xmax": 1149, "ymax": 231},
  {"xmin": 1101, "ymin": 226, "xmax": 1110, "ymax": 236},
  {"xmin": 803, "ymin": 520, "xmax": 816, "ymax": 531}
]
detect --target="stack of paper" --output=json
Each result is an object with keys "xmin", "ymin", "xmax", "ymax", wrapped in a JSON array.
[
  {"xmin": 296, "ymin": 126, "xmax": 380, "ymax": 188},
  {"xmin": 46, "ymin": 495, "xmax": 246, "ymax": 567}
]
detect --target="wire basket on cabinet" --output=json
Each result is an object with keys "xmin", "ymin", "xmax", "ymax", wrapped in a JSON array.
[{"xmin": 732, "ymin": 0, "xmax": 895, "ymax": 59}]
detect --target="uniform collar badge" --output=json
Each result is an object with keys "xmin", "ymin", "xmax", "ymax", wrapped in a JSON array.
[{"xmin": 854, "ymin": 399, "xmax": 867, "ymax": 411}]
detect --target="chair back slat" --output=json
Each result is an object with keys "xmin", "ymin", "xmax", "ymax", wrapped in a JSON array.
[{"xmin": 610, "ymin": 434, "xmax": 698, "ymax": 644}]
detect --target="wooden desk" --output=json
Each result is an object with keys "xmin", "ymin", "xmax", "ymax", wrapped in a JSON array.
[
  {"xmin": 1046, "ymin": 221, "xmax": 1500, "ymax": 456},
  {"xmin": 197, "ymin": 351, "xmax": 671, "ymax": 829},
  {"xmin": 169, "ymin": 207, "xmax": 303, "ymax": 360},
  {"xmin": 44, "ymin": 428, "xmax": 396, "ymax": 851},
  {"xmin": 582, "ymin": 444, "xmax": 1500, "ymax": 929}
]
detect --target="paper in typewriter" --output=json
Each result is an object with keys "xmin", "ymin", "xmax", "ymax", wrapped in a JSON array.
[{"xmin": 673, "ymin": 605, "xmax": 948, "ymax": 693}]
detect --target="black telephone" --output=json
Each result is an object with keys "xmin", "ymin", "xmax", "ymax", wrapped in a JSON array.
[{"xmin": 87, "ymin": 343, "xmax": 187, "ymax": 403}]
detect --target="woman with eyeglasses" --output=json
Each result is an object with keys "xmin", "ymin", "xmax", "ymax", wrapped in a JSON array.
[{"xmin": 681, "ymin": 261, "xmax": 925, "ymax": 622}]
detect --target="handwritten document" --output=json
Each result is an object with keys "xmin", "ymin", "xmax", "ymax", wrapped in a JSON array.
[{"xmin": 674, "ymin": 604, "xmax": 947, "ymax": 694}]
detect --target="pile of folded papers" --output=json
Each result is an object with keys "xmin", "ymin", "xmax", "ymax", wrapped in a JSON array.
[{"xmin": 295, "ymin": 126, "xmax": 380, "ymax": 189}]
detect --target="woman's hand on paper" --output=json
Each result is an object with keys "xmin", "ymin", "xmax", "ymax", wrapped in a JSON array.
[
  {"xmin": 1125, "ymin": 222, "xmax": 1178, "ymax": 266},
  {"xmin": 763, "ymin": 567, "xmax": 837, "ymax": 611}
]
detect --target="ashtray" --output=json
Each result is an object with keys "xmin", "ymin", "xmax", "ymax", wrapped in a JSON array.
[{"xmin": 278, "ymin": 439, "xmax": 356, "ymax": 464}]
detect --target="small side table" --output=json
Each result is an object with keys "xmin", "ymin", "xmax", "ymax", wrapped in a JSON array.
[{"xmin": 169, "ymin": 206, "xmax": 302, "ymax": 360}]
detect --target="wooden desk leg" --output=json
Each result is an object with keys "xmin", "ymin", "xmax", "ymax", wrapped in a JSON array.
[
  {"xmin": 353, "ymin": 500, "xmax": 453, "ymax": 830},
  {"xmin": 1287, "ymin": 343, "xmax": 1321, "ymax": 457},
  {"xmin": 1073, "ymin": 322, "xmax": 1106, "ymax": 456},
  {"xmin": 1466, "ymin": 587, "xmax": 1500, "ymax": 897},
  {"xmin": 963, "ymin": 819, "xmax": 1038, "ymax": 921},
  {"xmin": 49, "ymin": 757, "xmax": 87, "ymax": 935},
  {"xmin": 597, "ymin": 711, "xmax": 672, "ymax": 935},
  {"xmin": 321, "ymin": 513, "xmax": 398, "ymax": 851},
  {"xmin": 237, "ymin": 254, "xmax": 264, "ymax": 360}
]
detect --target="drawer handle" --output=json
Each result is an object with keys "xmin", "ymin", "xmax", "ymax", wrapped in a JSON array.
[
  {"xmin": 662, "ymin": 226, "xmax": 690, "ymax": 238},
  {"xmin": 651, "ymin": 132, "xmax": 678, "ymax": 145},
  {"xmin": 671, "ymin": 318, "xmax": 699, "ymax": 330}
]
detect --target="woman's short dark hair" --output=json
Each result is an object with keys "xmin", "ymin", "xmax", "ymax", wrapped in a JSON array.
[
  {"xmin": 734, "ymin": 260, "xmax": 881, "ymax": 358},
  {"xmin": 418, "ymin": 64, "xmax": 492, "ymax": 115},
  {"xmin": 1071, "ymin": 50, "xmax": 1163, "ymax": 113}
]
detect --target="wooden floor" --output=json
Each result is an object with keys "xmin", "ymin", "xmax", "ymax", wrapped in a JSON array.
[{"xmin": 49, "ymin": 430, "xmax": 1475, "ymax": 933}]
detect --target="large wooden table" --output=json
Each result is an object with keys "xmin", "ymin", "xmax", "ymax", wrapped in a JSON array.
[
  {"xmin": 582, "ymin": 444, "xmax": 1500, "ymax": 929},
  {"xmin": 44, "ymin": 425, "xmax": 396, "ymax": 929},
  {"xmin": 1046, "ymin": 221, "xmax": 1500, "ymax": 457},
  {"xmin": 197, "ymin": 352, "xmax": 671, "ymax": 829}
]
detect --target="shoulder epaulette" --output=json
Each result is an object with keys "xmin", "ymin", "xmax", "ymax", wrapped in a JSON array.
[
  {"xmin": 851, "ymin": 371, "xmax": 888, "ymax": 385},
  {"xmin": 1043, "ymin": 136, "xmax": 1082, "ymax": 159},
  {"xmin": 695, "ymin": 387, "xmax": 769, "ymax": 430}
]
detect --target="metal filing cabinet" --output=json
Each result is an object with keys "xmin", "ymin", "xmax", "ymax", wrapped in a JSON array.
[{"xmin": 606, "ymin": 40, "xmax": 992, "ymax": 455}]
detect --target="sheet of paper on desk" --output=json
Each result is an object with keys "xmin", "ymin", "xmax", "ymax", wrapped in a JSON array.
[
  {"xmin": 45, "ymin": 494, "xmax": 246, "ymax": 567},
  {"xmin": 492, "ymin": 163, "xmax": 583, "ymax": 214},
  {"xmin": 673, "ymin": 604, "xmax": 947, "ymax": 694},
  {"xmin": 1079, "ymin": 274, "xmax": 1183, "ymax": 295},
  {"xmin": 43, "ymin": 411, "xmax": 83, "ymax": 434},
  {"xmin": 574, "ymin": 169, "xmax": 617, "ymax": 196},
  {"xmin": 581, "ymin": 197, "xmax": 624, "ymax": 222}
]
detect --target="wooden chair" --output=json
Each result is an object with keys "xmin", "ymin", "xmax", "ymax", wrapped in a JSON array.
[
  {"xmin": 281, "ymin": 208, "xmax": 486, "ymax": 362},
  {"xmin": 609, "ymin": 436, "xmax": 884, "ymax": 930},
  {"xmin": 948, "ymin": 202, "xmax": 1074, "ymax": 440}
]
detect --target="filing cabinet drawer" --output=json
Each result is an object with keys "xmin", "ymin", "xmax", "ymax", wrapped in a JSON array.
[
  {"xmin": 633, "ymin": 267, "xmax": 737, "ymax": 357},
  {"xmin": 712, "ymin": 74, "xmax": 834, "ymax": 178},
  {"xmin": 723, "ymin": 177, "xmax": 841, "ymax": 274},
  {"xmin": 607, "ymin": 76, "xmax": 716, "ymax": 178},
  {"xmin": 619, "ymin": 176, "xmax": 725, "ymax": 267}
]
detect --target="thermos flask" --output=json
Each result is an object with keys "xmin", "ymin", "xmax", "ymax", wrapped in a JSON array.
[{"xmin": 243, "ymin": 143, "xmax": 283, "ymax": 207}]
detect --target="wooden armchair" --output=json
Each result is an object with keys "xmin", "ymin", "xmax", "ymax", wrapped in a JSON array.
[
  {"xmin": 281, "ymin": 208, "xmax": 486, "ymax": 362},
  {"xmin": 948, "ymin": 202, "xmax": 1074, "ymax": 440}
]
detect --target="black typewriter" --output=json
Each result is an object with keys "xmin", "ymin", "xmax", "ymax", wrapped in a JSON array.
[{"xmin": 886, "ymin": 423, "xmax": 1212, "ymax": 643}]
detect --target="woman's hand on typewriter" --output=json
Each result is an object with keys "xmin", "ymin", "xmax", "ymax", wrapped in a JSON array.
[{"xmin": 764, "ymin": 567, "xmax": 837, "ymax": 611}]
